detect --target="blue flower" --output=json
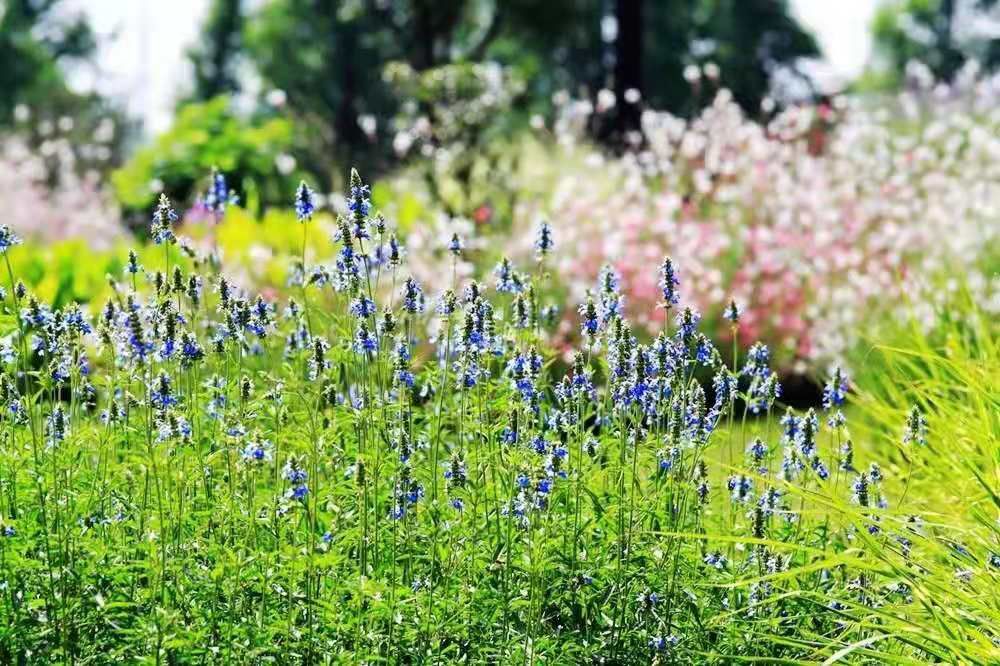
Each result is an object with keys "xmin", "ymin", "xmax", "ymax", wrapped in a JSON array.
[
  {"xmin": 675, "ymin": 306, "xmax": 700, "ymax": 340},
  {"xmin": 578, "ymin": 296, "xmax": 599, "ymax": 339},
  {"xmin": 353, "ymin": 322, "xmax": 378, "ymax": 354},
  {"xmin": 749, "ymin": 373, "xmax": 781, "ymax": 415},
  {"xmin": 283, "ymin": 459, "xmax": 308, "ymax": 484},
  {"xmin": 599, "ymin": 291, "xmax": 623, "ymax": 327},
  {"xmin": 534, "ymin": 221, "xmax": 554, "ymax": 258},
  {"xmin": 203, "ymin": 168, "xmax": 238, "ymax": 217},
  {"xmin": 150, "ymin": 194, "xmax": 178, "ymax": 245},
  {"xmin": 658, "ymin": 447, "xmax": 679, "ymax": 472},
  {"xmin": 402, "ymin": 277, "xmax": 425, "ymax": 314},
  {"xmin": 902, "ymin": 406, "xmax": 927, "ymax": 446},
  {"xmin": 150, "ymin": 372, "xmax": 178, "ymax": 410},
  {"xmin": 838, "ymin": 440, "xmax": 855, "ymax": 471},
  {"xmin": 727, "ymin": 474, "xmax": 753, "ymax": 503},
  {"xmin": 383, "ymin": 234, "xmax": 402, "ymax": 266},
  {"xmin": 811, "ymin": 458, "xmax": 830, "ymax": 481},
  {"xmin": 851, "ymin": 473, "xmax": 871, "ymax": 506},
  {"xmin": 0, "ymin": 225, "xmax": 22, "ymax": 254},
  {"xmin": 436, "ymin": 290, "xmax": 457, "ymax": 316},
  {"xmin": 404, "ymin": 482, "xmax": 424, "ymax": 505},
  {"xmin": 458, "ymin": 360, "xmax": 485, "ymax": 388},
  {"xmin": 494, "ymin": 258, "xmax": 523, "ymax": 293},
  {"xmin": 648, "ymin": 635, "xmax": 679, "ymax": 652},
  {"xmin": 127, "ymin": 250, "xmax": 141, "ymax": 274},
  {"xmin": 704, "ymin": 551, "xmax": 727, "ymax": 569},
  {"xmin": 46, "ymin": 406, "xmax": 67, "ymax": 447},
  {"xmin": 295, "ymin": 181, "xmax": 315, "ymax": 222},
  {"xmin": 694, "ymin": 334, "xmax": 713, "ymax": 365},
  {"xmin": 747, "ymin": 438, "xmax": 768, "ymax": 462},
  {"xmin": 65, "ymin": 306, "xmax": 92, "ymax": 335},
  {"xmin": 348, "ymin": 169, "xmax": 371, "ymax": 238},
  {"xmin": 283, "ymin": 458, "xmax": 309, "ymax": 500},
  {"xmin": 724, "ymin": 298, "xmax": 741, "ymax": 324},
  {"xmin": 822, "ymin": 367, "xmax": 849, "ymax": 409},
  {"xmin": 658, "ymin": 257, "xmax": 680, "ymax": 307},
  {"xmin": 598, "ymin": 264, "xmax": 620, "ymax": 295},
  {"xmin": 743, "ymin": 343, "xmax": 771, "ymax": 378},
  {"xmin": 241, "ymin": 441, "xmax": 272, "ymax": 464},
  {"xmin": 349, "ymin": 296, "xmax": 377, "ymax": 319}
]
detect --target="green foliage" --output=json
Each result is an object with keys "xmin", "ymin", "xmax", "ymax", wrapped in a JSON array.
[
  {"xmin": 3, "ymin": 240, "xmax": 120, "ymax": 309},
  {"xmin": 850, "ymin": 283, "xmax": 999, "ymax": 522},
  {"xmin": 245, "ymin": 0, "xmax": 408, "ymax": 178},
  {"xmin": 111, "ymin": 97, "xmax": 297, "ymax": 217},
  {"xmin": 834, "ymin": 285, "xmax": 1000, "ymax": 662},
  {"xmin": 693, "ymin": 0, "xmax": 819, "ymax": 110},
  {"xmin": 385, "ymin": 60, "xmax": 528, "ymax": 217},
  {"xmin": 869, "ymin": 0, "xmax": 1000, "ymax": 88},
  {"xmin": 240, "ymin": 0, "xmax": 820, "ymax": 187},
  {"xmin": 0, "ymin": 171, "xmax": 997, "ymax": 661},
  {"xmin": 0, "ymin": 0, "xmax": 96, "ymax": 125},
  {"xmin": 185, "ymin": 0, "xmax": 245, "ymax": 102}
]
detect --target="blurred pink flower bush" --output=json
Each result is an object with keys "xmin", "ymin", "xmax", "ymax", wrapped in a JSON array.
[
  {"xmin": 489, "ymin": 70, "xmax": 1000, "ymax": 372},
  {"xmin": 0, "ymin": 132, "xmax": 123, "ymax": 248}
]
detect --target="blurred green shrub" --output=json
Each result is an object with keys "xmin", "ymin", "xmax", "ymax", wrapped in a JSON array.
[
  {"xmin": 384, "ymin": 61, "xmax": 529, "ymax": 222},
  {"xmin": 111, "ymin": 97, "xmax": 297, "ymax": 220}
]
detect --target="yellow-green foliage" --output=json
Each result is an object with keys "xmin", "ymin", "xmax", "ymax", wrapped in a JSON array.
[{"xmin": 851, "ymin": 285, "xmax": 999, "ymax": 525}]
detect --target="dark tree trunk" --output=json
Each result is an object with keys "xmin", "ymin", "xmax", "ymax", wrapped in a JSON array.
[
  {"xmin": 332, "ymin": 13, "xmax": 365, "ymax": 165},
  {"xmin": 412, "ymin": 0, "xmax": 437, "ymax": 70},
  {"xmin": 613, "ymin": 0, "xmax": 643, "ymax": 135}
]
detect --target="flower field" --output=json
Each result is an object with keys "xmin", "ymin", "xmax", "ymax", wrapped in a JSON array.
[
  {"xmin": 6, "ymin": 0, "xmax": 1000, "ymax": 661},
  {"xmin": 0, "ymin": 159, "xmax": 996, "ymax": 663},
  {"xmin": 396, "ymin": 79, "xmax": 1000, "ymax": 374}
]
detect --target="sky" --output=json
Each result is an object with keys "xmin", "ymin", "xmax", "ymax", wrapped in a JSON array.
[{"xmin": 63, "ymin": 0, "xmax": 881, "ymax": 135}]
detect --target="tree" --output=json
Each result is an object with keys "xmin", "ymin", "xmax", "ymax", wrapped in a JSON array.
[
  {"xmin": 245, "ymin": 0, "xmax": 404, "ymax": 181},
  {"xmin": 239, "ymin": 0, "xmax": 821, "ymax": 185},
  {"xmin": 683, "ymin": 0, "xmax": 819, "ymax": 113},
  {"xmin": 612, "ymin": 0, "xmax": 643, "ymax": 135},
  {"xmin": 603, "ymin": 0, "xmax": 819, "ymax": 131},
  {"xmin": 243, "ymin": 0, "xmax": 578, "ymax": 182},
  {"xmin": 0, "ymin": 0, "xmax": 97, "ymax": 125},
  {"xmin": 186, "ymin": 0, "xmax": 245, "ymax": 102},
  {"xmin": 870, "ymin": 0, "xmax": 1000, "ymax": 87}
]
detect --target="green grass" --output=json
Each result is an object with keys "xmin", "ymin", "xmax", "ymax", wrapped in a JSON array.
[{"xmin": 0, "ymin": 198, "xmax": 997, "ymax": 664}]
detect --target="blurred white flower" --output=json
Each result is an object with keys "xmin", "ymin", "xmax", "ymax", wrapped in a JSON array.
[
  {"xmin": 275, "ymin": 153, "xmax": 296, "ymax": 175},
  {"xmin": 266, "ymin": 89, "xmax": 287, "ymax": 107}
]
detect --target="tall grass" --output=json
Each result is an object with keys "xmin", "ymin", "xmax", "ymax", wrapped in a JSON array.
[{"xmin": 830, "ymin": 282, "xmax": 1000, "ymax": 662}]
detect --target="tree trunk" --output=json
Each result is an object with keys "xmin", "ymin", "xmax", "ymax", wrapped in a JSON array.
[{"xmin": 613, "ymin": 0, "xmax": 643, "ymax": 135}]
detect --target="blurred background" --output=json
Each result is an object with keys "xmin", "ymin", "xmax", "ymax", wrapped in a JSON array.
[
  {"xmin": 3, "ymin": 0, "xmax": 999, "ymax": 378},
  {"xmin": 6, "ymin": 0, "xmax": 999, "ymax": 226}
]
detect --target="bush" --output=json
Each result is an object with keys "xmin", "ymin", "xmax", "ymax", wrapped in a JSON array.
[
  {"xmin": 388, "ymin": 77, "xmax": 1000, "ymax": 377},
  {"xmin": 111, "ymin": 97, "xmax": 298, "ymax": 222}
]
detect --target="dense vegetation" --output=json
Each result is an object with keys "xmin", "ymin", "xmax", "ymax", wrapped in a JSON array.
[
  {"xmin": 2, "ymin": 1, "xmax": 999, "ymax": 662},
  {"xmin": 0, "ymin": 171, "xmax": 995, "ymax": 663}
]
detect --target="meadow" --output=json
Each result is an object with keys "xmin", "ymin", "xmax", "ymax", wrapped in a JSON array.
[{"xmin": 0, "ymin": 162, "xmax": 996, "ymax": 664}]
